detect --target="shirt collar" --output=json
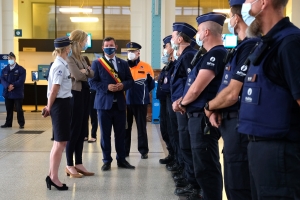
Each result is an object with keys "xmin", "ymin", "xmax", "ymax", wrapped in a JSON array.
[
  {"xmin": 9, "ymin": 63, "xmax": 16, "ymax": 68},
  {"xmin": 57, "ymin": 56, "xmax": 68, "ymax": 66},
  {"xmin": 105, "ymin": 55, "xmax": 116, "ymax": 63},
  {"xmin": 262, "ymin": 17, "xmax": 290, "ymax": 42}
]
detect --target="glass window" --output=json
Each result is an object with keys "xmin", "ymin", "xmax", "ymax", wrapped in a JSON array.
[
  {"xmin": 32, "ymin": 2, "xmax": 55, "ymax": 39},
  {"xmin": 20, "ymin": 0, "xmax": 130, "ymax": 40},
  {"xmin": 176, "ymin": 0, "xmax": 230, "ymax": 33}
]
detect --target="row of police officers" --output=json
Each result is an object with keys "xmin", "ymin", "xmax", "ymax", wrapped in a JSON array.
[{"xmin": 156, "ymin": 0, "xmax": 300, "ymax": 199}]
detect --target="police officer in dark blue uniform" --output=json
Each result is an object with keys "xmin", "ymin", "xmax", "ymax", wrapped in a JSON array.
[
  {"xmin": 203, "ymin": 1, "xmax": 259, "ymax": 199},
  {"xmin": 157, "ymin": 35, "xmax": 175, "ymax": 165},
  {"xmin": 179, "ymin": 13, "xmax": 227, "ymax": 200},
  {"xmin": 236, "ymin": 0, "xmax": 300, "ymax": 199},
  {"xmin": 89, "ymin": 36, "xmax": 135, "ymax": 171},
  {"xmin": 0, "ymin": 52, "xmax": 26, "ymax": 129},
  {"xmin": 169, "ymin": 22, "xmax": 200, "ymax": 194}
]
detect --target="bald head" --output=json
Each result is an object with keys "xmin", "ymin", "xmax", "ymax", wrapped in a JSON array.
[{"xmin": 200, "ymin": 21, "xmax": 223, "ymax": 37}]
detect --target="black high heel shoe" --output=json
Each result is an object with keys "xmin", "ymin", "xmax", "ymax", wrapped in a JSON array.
[{"xmin": 45, "ymin": 176, "xmax": 68, "ymax": 191}]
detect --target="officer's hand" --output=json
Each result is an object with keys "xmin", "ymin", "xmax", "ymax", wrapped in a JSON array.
[
  {"xmin": 172, "ymin": 98, "xmax": 182, "ymax": 112},
  {"xmin": 42, "ymin": 106, "xmax": 50, "ymax": 118},
  {"xmin": 116, "ymin": 83, "xmax": 124, "ymax": 91},
  {"xmin": 179, "ymin": 105, "xmax": 186, "ymax": 115},
  {"xmin": 108, "ymin": 84, "xmax": 118, "ymax": 92},
  {"xmin": 204, "ymin": 109, "xmax": 213, "ymax": 118},
  {"xmin": 209, "ymin": 112, "xmax": 221, "ymax": 128},
  {"xmin": 8, "ymin": 84, "xmax": 14, "ymax": 91}
]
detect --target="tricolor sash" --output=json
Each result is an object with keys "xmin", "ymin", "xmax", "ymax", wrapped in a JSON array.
[{"xmin": 98, "ymin": 57, "xmax": 121, "ymax": 83}]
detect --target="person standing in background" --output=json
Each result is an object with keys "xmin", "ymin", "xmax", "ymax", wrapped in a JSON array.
[
  {"xmin": 0, "ymin": 52, "xmax": 26, "ymax": 129},
  {"xmin": 65, "ymin": 30, "xmax": 94, "ymax": 177},
  {"xmin": 125, "ymin": 42, "xmax": 155, "ymax": 159},
  {"xmin": 83, "ymin": 56, "xmax": 98, "ymax": 143}
]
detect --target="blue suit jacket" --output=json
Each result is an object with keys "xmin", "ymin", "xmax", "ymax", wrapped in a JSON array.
[
  {"xmin": 89, "ymin": 57, "xmax": 133, "ymax": 110},
  {"xmin": 1, "ymin": 63, "xmax": 26, "ymax": 99}
]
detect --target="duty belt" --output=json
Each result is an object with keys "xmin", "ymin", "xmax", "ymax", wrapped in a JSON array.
[
  {"xmin": 187, "ymin": 112, "xmax": 203, "ymax": 119},
  {"xmin": 221, "ymin": 111, "xmax": 238, "ymax": 119},
  {"xmin": 247, "ymin": 135, "xmax": 285, "ymax": 142}
]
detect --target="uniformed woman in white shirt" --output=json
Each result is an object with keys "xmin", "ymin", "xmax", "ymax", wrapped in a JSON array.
[{"xmin": 44, "ymin": 36, "xmax": 73, "ymax": 190}]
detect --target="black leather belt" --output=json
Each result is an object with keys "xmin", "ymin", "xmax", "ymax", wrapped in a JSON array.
[
  {"xmin": 247, "ymin": 135, "xmax": 283, "ymax": 142},
  {"xmin": 221, "ymin": 111, "xmax": 238, "ymax": 119},
  {"xmin": 187, "ymin": 112, "xmax": 203, "ymax": 118}
]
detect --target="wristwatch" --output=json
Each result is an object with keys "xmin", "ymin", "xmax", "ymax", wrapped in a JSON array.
[
  {"xmin": 204, "ymin": 102, "xmax": 210, "ymax": 111},
  {"xmin": 179, "ymin": 100, "xmax": 186, "ymax": 107}
]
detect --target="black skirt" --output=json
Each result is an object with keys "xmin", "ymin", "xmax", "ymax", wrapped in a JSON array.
[{"xmin": 51, "ymin": 98, "xmax": 71, "ymax": 141}]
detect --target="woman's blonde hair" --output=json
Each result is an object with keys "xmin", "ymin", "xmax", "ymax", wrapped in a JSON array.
[
  {"xmin": 52, "ymin": 45, "xmax": 70, "ymax": 58},
  {"xmin": 69, "ymin": 29, "xmax": 88, "ymax": 60}
]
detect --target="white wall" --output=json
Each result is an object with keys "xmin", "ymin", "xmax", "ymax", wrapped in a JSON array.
[
  {"xmin": 286, "ymin": 0, "xmax": 300, "ymax": 28},
  {"xmin": 18, "ymin": 52, "xmax": 53, "ymax": 84},
  {"xmin": 1, "ymin": 0, "xmax": 17, "ymax": 55},
  {"xmin": 161, "ymin": 0, "xmax": 175, "ymax": 69},
  {"xmin": 130, "ymin": 0, "xmax": 152, "ymax": 64}
]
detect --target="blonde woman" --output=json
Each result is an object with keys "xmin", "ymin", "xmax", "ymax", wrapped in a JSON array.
[
  {"xmin": 65, "ymin": 30, "xmax": 94, "ymax": 177},
  {"xmin": 44, "ymin": 36, "xmax": 72, "ymax": 190}
]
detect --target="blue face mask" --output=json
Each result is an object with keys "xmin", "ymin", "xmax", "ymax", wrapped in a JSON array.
[
  {"xmin": 196, "ymin": 33, "xmax": 203, "ymax": 47},
  {"xmin": 161, "ymin": 49, "xmax": 169, "ymax": 64},
  {"xmin": 103, "ymin": 47, "xmax": 116, "ymax": 55},
  {"xmin": 82, "ymin": 43, "xmax": 89, "ymax": 51},
  {"xmin": 8, "ymin": 60, "xmax": 14, "ymax": 65},
  {"xmin": 242, "ymin": 0, "xmax": 261, "ymax": 26},
  {"xmin": 228, "ymin": 16, "xmax": 237, "ymax": 35},
  {"xmin": 161, "ymin": 55, "xmax": 169, "ymax": 64},
  {"xmin": 68, "ymin": 49, "xmax": 72, "ymax": 57}
]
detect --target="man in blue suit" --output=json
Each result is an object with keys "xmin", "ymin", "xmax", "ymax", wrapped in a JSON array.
[
  {"xmin": 1, "ymin": 52, "xmax": 26, "ymax": 129},
  {"xmin": 89, "ymin": 37, "xmax": 135, "ymax": 171}
]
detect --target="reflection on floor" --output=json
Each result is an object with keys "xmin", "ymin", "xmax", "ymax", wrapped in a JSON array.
[{"xmin": 0, "ymin": 108, "xmax": 226, "ymax": 200}]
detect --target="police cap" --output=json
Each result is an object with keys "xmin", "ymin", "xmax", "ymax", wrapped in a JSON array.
[
  {"xmin": 8, "ymin": 52, "xmax": 16, "ymax": 59},
  {"xmin": 172, "ymin": 22, "xmax": 197, "ymax": 39},
  {"xmin": 196, "ymin": 12, "xmax": 227, "ymax": 26},
  {"xmin": 163, "ymin": 35, "xmax": 172, "ymax": 46},
  {"xmin": 54, "ymin": 36, "xmax": 72, "ymax": 48},
  {"xmin": 229, "ymin": 0, "xmax": 245, "ymax": 7},
  {"xmin": 126, "ymin": 42, "xmax": 142, "ymax": 50}
]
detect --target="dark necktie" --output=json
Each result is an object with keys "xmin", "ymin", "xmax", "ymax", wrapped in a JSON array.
[
  {"xmin": 109, "ymin": 59, "xmax": 115, "ymax": 71},
  {"xmin": 109, "ymin": 58, "xmax": 117, "ymax": 102}
]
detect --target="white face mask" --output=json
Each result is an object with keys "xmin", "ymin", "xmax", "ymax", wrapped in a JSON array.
[
  {"xmin": 171, "ymin": 37, "xmax": 179, "ymax": 50},
  {"xmin": 195, "ymin": 32, "xmax": 203, "ymax": 47},
  {"xmin": 128, "ymin": 52, "xmax": 136, "ymax": 60},
  {"xmin": 241, "ymin": 0, "xmax": 261, "ymax": 26},
  {"xmin": 163, "ymin": 49, "xmax": 168, "ymax": 56},
  {"xmin": 173, "ymin": 50, "xmax": 178, "ymax": 60},
  {"xmin": 228, "ymin": 16, "xmax": 237, "ymax": 35}
]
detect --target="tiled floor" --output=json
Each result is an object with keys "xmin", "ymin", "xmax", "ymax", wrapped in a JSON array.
[{"xmin": 0, "ymin": 107, "xmax": 226, "ymax": 200}]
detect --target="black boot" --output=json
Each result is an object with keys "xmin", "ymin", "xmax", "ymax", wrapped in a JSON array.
[
  {"xmin": 159, "ymin": 154, "xmax": 174, "ymax": 164},
  {"xmin": 186, "ymin": 189, "xmax": 202, "ymax": 200},
  {"xmin": 174, "ymin": 184, "xmax": 195, "ymax": 196},
  {"xmin": 173, "ymin": 173, "xmax": 184, "ymax": 181},
  {"xmin": 175, "ymin": 179, "xmax": 189, "ymax": 187},
  {"xmin": 171, "ymin": 168, "xmax": 183, "ymax": 178},
  {"xmin": 166, "ymin": 162, "xmax": 180, "ymax": 171}
]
